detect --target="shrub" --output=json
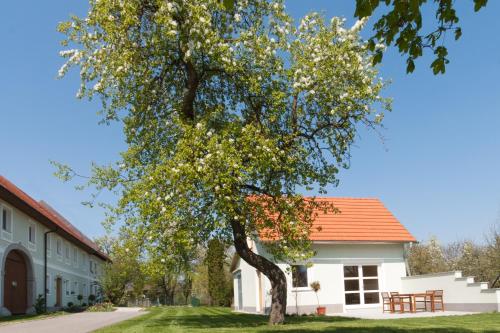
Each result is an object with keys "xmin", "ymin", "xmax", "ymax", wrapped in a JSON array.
[
  {"xmin": 82, "ymin": 303, "xmax": 87, "ymax": 307},
  {"xmin": 67, "ymin": 302, "xmax": 74, "ymax": 308},
  {"xmin": 86, "ymin": 302, "xmax": 115, "ymax": 312},
  {"xmin": 34, "ymin": 294, "xmax": 45, "ymax": 314},
  {"xmin": 77, "ymin": 294, "xmax": 83, "ymax": 305},
  {"xmin": 88, "ymin": 294, "xmax": 96, "ymax": 305}
]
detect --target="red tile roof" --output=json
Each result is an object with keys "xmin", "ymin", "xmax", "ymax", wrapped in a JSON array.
[
  {"xmin": 0, "ymin": 175, "xmax": 109, "ymax": 261},
  {"xmin": 261, "ymin": 197, "xmax": 416, "ymax": 242}
]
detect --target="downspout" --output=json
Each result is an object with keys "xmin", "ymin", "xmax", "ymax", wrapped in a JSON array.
[
  {"xmin": 403, "ymin": 242, "xmax": 413, "ymax": 276},
  {"xmin": 44, "ymin": 229, "xmax": 57, "ymax": 312}
]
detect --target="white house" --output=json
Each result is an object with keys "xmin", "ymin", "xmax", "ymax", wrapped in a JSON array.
[
  {"xmin": 231, "ymin": 197, "xmax": 500, "ymax": 314},
  {"xmin": 0, "ymin": 176, "xmax": 109, "ymax": 315}
]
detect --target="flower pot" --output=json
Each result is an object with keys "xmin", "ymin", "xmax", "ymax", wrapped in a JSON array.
[{"xmin": 316, "ymin": 306, "xmax": 326, "ymax": 316}]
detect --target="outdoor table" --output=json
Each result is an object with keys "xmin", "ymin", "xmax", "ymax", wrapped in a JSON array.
[{"xmin": 395, "ymin": 293, "xmax": 434, "ymax": 313}]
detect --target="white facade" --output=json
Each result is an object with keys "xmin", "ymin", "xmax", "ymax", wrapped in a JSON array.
[
  {"xmin": 232, "ymin": 241, "xmax": 408, "ymax": 314},
  {"xmin": 0, "ymin": 197, "xmax": 106, "ymax": 315}
]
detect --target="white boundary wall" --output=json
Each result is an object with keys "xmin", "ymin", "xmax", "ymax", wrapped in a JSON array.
[{"xmin": 401, "ymin": 271, "xmax": 500, "ymax": 312}]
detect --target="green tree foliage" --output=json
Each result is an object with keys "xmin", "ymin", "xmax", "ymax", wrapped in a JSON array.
[
  {"xmin": 408, "ymin": 236, "xmax": 448, "ymax": 275},
  {"xmin": 354, "ymin": 0, "xmax": 489, "ymax": 74},
  {"xmin": 408, "ymin": 227, "xmax": 500, "ymax": 285},
  {"xmin": 96, "ymin": 235, "xmax": 144, "ymax": 305},
  {"xmin": 205, "ymin": 239, "xmax": 232, "ymax": 306},
  {"xmin": 57, "ymin": 0, "xmax": 388, "ymax": 323}
]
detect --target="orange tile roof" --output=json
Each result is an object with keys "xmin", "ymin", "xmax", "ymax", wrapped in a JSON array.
[
  {"xmin": 0, "ymin": 175, "xmax": 109, "ymax": 261},
  {"xmin": 261, "ymin": 197, "xmax": 416, "ymax": 242}
]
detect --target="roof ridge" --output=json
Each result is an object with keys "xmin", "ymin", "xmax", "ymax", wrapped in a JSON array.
[{"xmin": 0, "ymin": 175, "xmax": 109, "ymax": 261}]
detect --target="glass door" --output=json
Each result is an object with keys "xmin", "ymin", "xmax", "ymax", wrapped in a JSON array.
[{"xmin": 343, "ymin": 265, "xmax": 380, "ymax": 306}]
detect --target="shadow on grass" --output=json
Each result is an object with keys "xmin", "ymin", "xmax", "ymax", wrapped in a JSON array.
[
  {"xmin": 140, "ymin": 308, "xmax": 500, "ymax": 333},
  {"xmin": 144, "ymin": 308, "xmax": 355, "ymax": 330}
]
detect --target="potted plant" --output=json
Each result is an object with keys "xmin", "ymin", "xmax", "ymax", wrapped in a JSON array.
[{"xmin": 310, "ymin": 281, "xmax": 326, "ymax": 315}]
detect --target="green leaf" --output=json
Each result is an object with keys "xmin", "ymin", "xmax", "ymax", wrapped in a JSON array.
[
  {"xmin": 222, "ymin": 0, "xmax": 235, "ymax": 11},
  {"xmin": 474, "ymin": 0, "xmax": 488, "ymax": 12},
  {"xmin": 406, "ymin": 58, "xmax": 415, "ymax": 74},
  {"xmin": 454, "ymin": 27, "xmax": 462, "ymax": 40},
  {"xmin": 372, "ymin": 50, "xmax": 383, "ymax": 65},
  {"xmin": 355, "ymin": 0, "xmax": 379, "ymax": 18}
]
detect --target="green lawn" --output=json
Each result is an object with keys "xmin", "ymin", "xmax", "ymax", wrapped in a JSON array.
[{"xmin": 95, "ymin": 306, "xmax": 500, "ymax": 333}]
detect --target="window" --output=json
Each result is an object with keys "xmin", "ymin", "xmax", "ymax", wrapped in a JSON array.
[
  {"xmin": 65, "ymin": 243, "xmax": 70, "ymax": 261},
  {"xmin": 343, "ymin": 265, "xmax": 380, "ymax": 306},
  {"xmin": 73, "ymin": 247, "xmax": 78, "ymax": 265},
  {"xmin": 291, "ymin": 265, "xmax": 308, "ymax": 288},
  {"xmin": 64, "ymin": 280, "xmax": 69, "ymax": 296},
  {"xmin": 83, "ymin": 283, "xmax": 87, "ymax": 297},
  {"xmin": 72, "ymin": 281, "xmax": 78, "ymax": 295},
  {"xmin": 1, "ymin": 205, "xmax": 12, "ymax": 234},
  {"xmin": 46, "ymin": 233, "xmax": 52, "ymax": 256},
  {"xmin": 28, "ymin": 224, "xmax": 36, "ymax": 244},
  {"xmin": 89, "ymin": 259, "xmax": 93, "ymax": 273},
  {"xmin": 56, "ymin": 238, "xmax": 62, "ymax": 256}
]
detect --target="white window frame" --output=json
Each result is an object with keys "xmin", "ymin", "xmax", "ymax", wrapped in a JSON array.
[
  {"xmin": 28, "ymin": 221, "xmax": 36, "ymax": 251},
  {"xmin": 64, "ymin": 279, "xmax": 70, "ymax": 296},
  {"xmin": 56, "ymin": 237, "xmax": 63, "ymax": 259},
  {"xmin": 72, "ymin": 281, "xmax": 78, "ymax": 295},
  {"xmin": 65, "ymin": 242, "xmax": 70, "ymax": 264},
  {"xmin": 343, "ymin": 264, "xmax": 381, "ymax": 308},
  {"xmin": 73, "ymin": 247, "xmax": 78, "ymax": 267},
  {"xmin": 290, "ymin": 264, "xmax": 311, "ymax": 291},
  {"xmin": 1, "ymin": 203, "xmax": 13, "ymax": 241}
]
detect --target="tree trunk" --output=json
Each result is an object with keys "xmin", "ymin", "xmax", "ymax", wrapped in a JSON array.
[{"xmin": 230, "ymin": 219, "xmax": 287, "ymax": 325}]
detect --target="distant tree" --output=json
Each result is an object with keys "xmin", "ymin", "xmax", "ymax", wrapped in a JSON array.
[
  {"xmin": 206, "ymin": 239, "xmax": 231, "ymax": 306},
  {"xmin": 96, "ymin": 234, "xmax": 144, "ymax": 305},
  {"xmin": 180, "ymin": 275, "xmax": 193, "ymax": 305},
  {"xmin": 408, "ymin": 236, "xmax": 448, "ymax": 275}
]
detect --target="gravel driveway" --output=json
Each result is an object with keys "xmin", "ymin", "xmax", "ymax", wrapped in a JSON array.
[{"xmin": 0, "ymin": 307, "xmax": 145, "ymax": 333}]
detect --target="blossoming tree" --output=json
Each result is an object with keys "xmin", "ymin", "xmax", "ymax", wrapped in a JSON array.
[{"xmin": 57, "ymin": 0, "xmax": 389, "ymax": 324}]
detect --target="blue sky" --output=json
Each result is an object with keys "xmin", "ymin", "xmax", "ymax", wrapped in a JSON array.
[{"xmin": 0, "ymin": 1, "xmax": 499, "ymax": 243}]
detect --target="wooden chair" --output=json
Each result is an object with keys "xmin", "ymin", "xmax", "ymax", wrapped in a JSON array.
[
  {"xmin": 391, "ymin": 292, "xmax": 411, "ymax": 313},
  {"xmin": 423, "ymin": 290, "xmax": 435, "ymax": 311},
  {"xmin": 414, "ymin": 293, "xmax": 428, "ymax": 312},
  {"xmin": 381, "ymin": 292, "xmax": 393, "ymax": 313},
  {"xmin": 427, "ymin": 290, "xmax": 445, "ymax": 311}
]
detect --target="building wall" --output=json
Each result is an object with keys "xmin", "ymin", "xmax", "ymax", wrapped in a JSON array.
[
  {"xmin": 401, "ymin": 271, "xmax": 500, "ymax": 312},
  {"xmin": 0, "ymin": 199, "xmax": 105, "ymax": 314},
  {"xmin": 234, "ymin": 241, "xmax": 408, "ymax": 314}
]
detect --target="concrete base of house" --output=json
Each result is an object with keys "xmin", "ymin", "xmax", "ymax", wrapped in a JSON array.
[
  {"xmin": 25, "ymin": 306, "xmax": 36, "ymax": 315},
  {"xmin": 444, "ymin": 303, "xmax": 499, "ymax": 312},
  {"xmin": 0, "ymin": 307, "xmax": 11, "ymax": 317},
  {"xmin": 284, "ymin": 304, "xmax": 344, "ymax": 315}
]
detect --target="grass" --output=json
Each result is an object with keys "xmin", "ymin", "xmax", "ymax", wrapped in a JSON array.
[
  {"xmin": 94, "ymin": 306, "xmax": 500, "ymax": 333},
  {"xmin": 0, "ymin": 311, "xmax": 66, "ymax": 325}
]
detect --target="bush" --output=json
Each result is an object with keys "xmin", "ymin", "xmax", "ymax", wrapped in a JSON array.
[
  {"xmin": 82, "ymin": 303, "xmax": 87, "ymax": 307},
  {"xmin": 34, "ymin": 294, "xmax": 45, "ymax": 314},
  {"xmin": 86, "ymin": 302, "xmax": 115, "ymax": 312},
  {"xmin": 67, "ymin": 302, "xmax": 74, "ymax": 308},
  {"xmin": 77, "ymin": 294, "xmax": 83, "ymax": 304},
  {"xmin": 88, "ymin": 294, "xmax": 96, "ymax": 305}
]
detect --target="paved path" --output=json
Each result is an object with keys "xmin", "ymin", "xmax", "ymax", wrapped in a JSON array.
[
  {"xmin": 0, "ymin": 307, "xmax": 145, "ymax": 333},
  {"xmin": 337, "ymin": 307, "xmax": 478, "ymax": 320}
]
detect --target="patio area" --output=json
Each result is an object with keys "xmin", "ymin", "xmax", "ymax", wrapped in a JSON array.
[{"xmin": 336, "ymin": 307, "xmax": 478, "ymax": 320}]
